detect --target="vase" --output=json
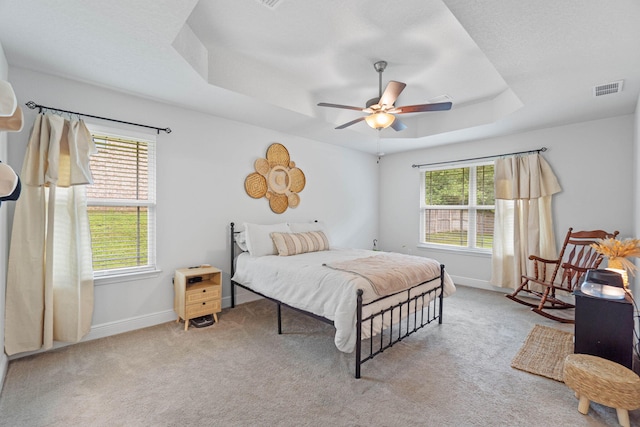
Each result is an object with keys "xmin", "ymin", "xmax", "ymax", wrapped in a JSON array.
[
  {"xmin": 606, "ymin": 258, "xmax": 628, "ymax": 289},
  {"xmin": 607, "ymin": 258, "xmax": 624, "ymax": 270}
]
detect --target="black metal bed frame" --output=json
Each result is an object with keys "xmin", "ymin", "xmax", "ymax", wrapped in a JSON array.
[{"xmin": 229, "ymin": 222, "xmax": 445, "ymax": 379}]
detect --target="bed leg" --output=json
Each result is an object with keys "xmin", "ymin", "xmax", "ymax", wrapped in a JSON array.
[
  {"xmin": 439, "ymin": 264, "xmax": 445, "ymax": 324},
  {"xmin": 230, "ymin": 222, "xmax": 236, "ymax": 308},
  {"xmin": 231, "ymin": 280, "xmax": 236, "ymax": 308},
  {"xmin": 277, "ymin": 303, "xmax": 282, "ymax": 334},
  {"xmin": 355, "ymin": 289, "xmax": 363, "ymax": 379}
]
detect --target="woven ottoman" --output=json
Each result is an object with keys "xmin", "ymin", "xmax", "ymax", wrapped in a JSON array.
[{"xmin": 563, "ymin": 354, "xmax": 640, "ymax": 427}]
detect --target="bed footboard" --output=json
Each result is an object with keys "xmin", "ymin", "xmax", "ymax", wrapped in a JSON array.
[
  {"xmin": 230, "ymin": 222, "xmax": 446, "ymax": 379},
  {"xmin": 355, "ymin": 265, "xmax": 445, "ymax": 379}
]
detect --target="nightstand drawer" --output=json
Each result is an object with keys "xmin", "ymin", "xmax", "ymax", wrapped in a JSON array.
[
  {"xmin": 185, "ymin": 284, "xmax": 220, "ymax": 304},
  {"xmin": 186, "ymin": 299, "xmax": 221, "ymax": 317}
]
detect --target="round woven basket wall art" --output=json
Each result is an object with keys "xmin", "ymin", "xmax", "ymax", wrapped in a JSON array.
[{"xmin": 244, "ymin": 143, "xmax": 306, "ymax": 214}]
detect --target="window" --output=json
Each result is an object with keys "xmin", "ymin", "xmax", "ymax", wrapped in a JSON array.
[
  {"xmin": 86, "ymin": 129, "xmax": 156, "ymax": 278},
  {"xmin": 420, "ymin": 162, "xmax": 494, "ymax": 251}
]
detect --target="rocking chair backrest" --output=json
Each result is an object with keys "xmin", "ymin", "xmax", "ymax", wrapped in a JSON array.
[{"xmin": 554, "ymin": 228, "xmax": 620, "ymax": 291}]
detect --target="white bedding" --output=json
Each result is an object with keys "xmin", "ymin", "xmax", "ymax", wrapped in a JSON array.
[{"xmin": 232, "ymin": 248, "xmax": 456, "ymax": 353}]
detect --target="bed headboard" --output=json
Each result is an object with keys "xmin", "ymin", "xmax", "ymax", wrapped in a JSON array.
[{"xmin": 230, "ymin": 222, "xmax": 241, "ymax": 279}]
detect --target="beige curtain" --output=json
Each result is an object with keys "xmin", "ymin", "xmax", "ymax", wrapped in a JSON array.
[
  {"xmin": 4, "ymin": 113, "xmax": 96, "ymax": 356},
  {"xmin": 490, "ymin": 153, "xmax": 561, "ymax": 289}
]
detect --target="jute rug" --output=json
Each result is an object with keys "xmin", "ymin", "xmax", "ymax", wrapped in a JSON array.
[{"xmin": 511, "ymin": 324, "xmax": 574, "ymax": 382}]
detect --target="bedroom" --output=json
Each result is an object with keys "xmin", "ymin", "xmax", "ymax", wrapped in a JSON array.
[{"xmin": 0, "ymin": 1, "xmax": 639, "ymax": 425}]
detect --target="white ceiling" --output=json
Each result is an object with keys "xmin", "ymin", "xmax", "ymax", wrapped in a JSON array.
[{"xmin": 0, "ymin": 0, "xmax": 638, "ymax": 154}]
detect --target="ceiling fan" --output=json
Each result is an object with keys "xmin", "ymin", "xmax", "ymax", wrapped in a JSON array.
[{"xmin": 317, "ymin": 60, "xmax": 452, "ymax": 131}]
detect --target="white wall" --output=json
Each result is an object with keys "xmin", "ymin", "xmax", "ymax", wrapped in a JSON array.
[
  {"xmin": 379, "ymin": 115, "xmax": 636, "ymax": 290},
  {"xmin": 5, "ymin": 67, "xmax": 379, "ymax": 349},
  {"xmin": 0, "ymin": 41, "xmax": 9, "ymax": 388}
]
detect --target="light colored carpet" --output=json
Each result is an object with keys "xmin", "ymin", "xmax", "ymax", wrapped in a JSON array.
[
  {"xmin": 0, "ymin": 286, "xmax": 636, "ymax": 426},
  {"xmin": 511, "ymin": 324, "xmax": 574, "ymax": 382}
]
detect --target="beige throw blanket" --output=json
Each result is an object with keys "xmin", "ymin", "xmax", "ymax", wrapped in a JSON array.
[{"xmin": 323, "ymin": 253, "xmax": 442, "ymax": 296}]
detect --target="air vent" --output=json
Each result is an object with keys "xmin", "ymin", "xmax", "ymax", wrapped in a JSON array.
[
  {"xmin": 593, "ymin": 80, "xmax": 623, "ymax": 97},
  {"xmin": 428, "ymin": 94, "xmax": 453, "ymax": 103},
  {"xmin": 256, "ymin": 0, "xmax": 283, "ymax": 9}
]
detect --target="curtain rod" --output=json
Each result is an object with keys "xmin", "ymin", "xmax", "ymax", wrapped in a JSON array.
[
  {"xmin": 25, "ymin": 101, "xmax": 172, "ymax": 134},
  {"xmin": 411, "ymin": 147, "xmax": 547, "ymax": 168}
]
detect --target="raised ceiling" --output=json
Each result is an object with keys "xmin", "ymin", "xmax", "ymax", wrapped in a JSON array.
[{"xmin": 0, "ymin": 0, "xmax": 638, "ymax": 154}]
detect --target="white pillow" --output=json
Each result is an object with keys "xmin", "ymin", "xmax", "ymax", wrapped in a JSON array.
[
  {"xmin": 288, "ymin": 221, "xmax": 325, "ymax": 233},
  {"xmin": 244, "ymin": 222, "xmax": 291, "ymax": 257},
  {"xmin": 235, "ymin": 231, "xmax": 248, "ymax": 252}
]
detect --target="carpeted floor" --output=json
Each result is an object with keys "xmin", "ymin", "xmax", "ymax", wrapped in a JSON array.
[{"xmin": 0, "ymin": 286, "xmax": 636, "ymax": 426}]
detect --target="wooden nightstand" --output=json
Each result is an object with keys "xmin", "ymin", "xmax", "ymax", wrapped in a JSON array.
[{"xmin": 174, "ymin": 266, "xmax": 222, "ymax": 330}]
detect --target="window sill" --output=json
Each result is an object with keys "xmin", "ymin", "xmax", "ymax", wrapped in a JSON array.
[
  {"xmin": 94, "ymin": 268, "xmax": 162, "ymax": 286},
  {"xmin": 416, "ymin": 243, "xmax": 492, "ymax": 258}
]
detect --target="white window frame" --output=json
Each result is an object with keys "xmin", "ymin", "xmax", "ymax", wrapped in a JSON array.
[
  {"xmin": 418, "ymin": 160, "xmax": 494, "ymax": 254},
  {"xmin": 86, "ymin": 124, "xmax": 159, "ymax": 284}
]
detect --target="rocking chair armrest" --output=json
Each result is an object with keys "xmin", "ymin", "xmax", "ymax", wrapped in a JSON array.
[
  {"xmin": 560, "ymin": 262, "xmax": 591, "ymax": 274},
  {"xmin": 528, "ymin": 255, "xmax": 559, "ymax": 265}
]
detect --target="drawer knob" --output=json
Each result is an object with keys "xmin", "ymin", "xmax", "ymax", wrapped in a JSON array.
[
  {"xmin": 202, "ymin": 302, "xmax": 206, "ymax": 305},
  {"xmin": 202, "ymin": 289, "xmax": 206, "ymax": 293}
]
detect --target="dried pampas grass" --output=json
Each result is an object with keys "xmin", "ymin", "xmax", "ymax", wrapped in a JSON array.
[{"xmin": 591, "ymin": 237, "xmax": 640, "ymax": 276}]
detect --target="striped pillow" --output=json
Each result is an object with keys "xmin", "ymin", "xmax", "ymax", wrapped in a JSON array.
[{"xmin": 270, "ymin": 231, "xmax": 330, "ymax": 256}]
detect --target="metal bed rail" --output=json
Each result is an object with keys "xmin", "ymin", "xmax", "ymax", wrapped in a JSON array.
[{"xmin": 230, "ymin": 222, "xmax": 445, "ymax": 379}]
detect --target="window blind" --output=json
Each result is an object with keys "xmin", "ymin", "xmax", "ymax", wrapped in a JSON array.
[
  {"xmin": 420, "ymin": 163, "xmax": 494, "ymax": 250},
  {"xmin": 87, "ymin": 134, "xmax": 156, "ymax": 275}
]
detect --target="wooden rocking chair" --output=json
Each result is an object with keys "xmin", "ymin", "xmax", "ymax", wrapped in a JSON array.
[{"xmin": 505, "ymin": 227, "xmax": 619, "ymax": 323}]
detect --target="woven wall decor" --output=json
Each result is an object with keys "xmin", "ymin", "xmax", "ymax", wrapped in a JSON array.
[{"xmin": 244, "ymin": 143, "xmax": 306, "ymax": 214}]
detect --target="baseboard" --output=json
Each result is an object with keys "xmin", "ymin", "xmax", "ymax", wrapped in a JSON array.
[
  {"xmin": 222, "ymin": 288, "xmax": 263, "ymax": 308},
  {"xmin": 84, "ymin": 309, "xmax": 176, "ymax": 342},
  {"xmin": 9, "ymin": 309, "xmax": 177, "ymax": 360},
  {"xmin": 4, "ymin": 280, "xmax": 503, "ymax": 363},
  {"xmin": 449, "ymin": 274, "xmax": 509, "ymax": 294},
  {"xmin": 0, "ymin": 352, "xmax": 8, "ymax": 396}
]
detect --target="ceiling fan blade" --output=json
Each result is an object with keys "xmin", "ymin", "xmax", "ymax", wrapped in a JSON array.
[
  {"xmin": 317, "ymin": 102, "xmax": 365, "ymax": 112},
  {"xmin": 335, "ymin": 116, "xmax": 366, "ymax": 129},
  {"xmin": 394, "ymin": 101, "xmax": 453, "ymax": 114},
  {"xmin": 390, "ymin": 117, "xmax": 407, "ymax": 131},
  {"xmin": 379, "ymin": 81, "xmax": 406, "ymax": 107}
]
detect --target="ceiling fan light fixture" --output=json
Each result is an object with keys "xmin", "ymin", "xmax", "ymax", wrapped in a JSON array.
[{"xmin": 365, "ymin": 112, "xmax": 395, "ymax": 129}]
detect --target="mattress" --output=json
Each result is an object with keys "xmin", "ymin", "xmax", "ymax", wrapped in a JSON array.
[{"xmin": 232, "ymin": 248, "xmax": 456, "ymax": 353}]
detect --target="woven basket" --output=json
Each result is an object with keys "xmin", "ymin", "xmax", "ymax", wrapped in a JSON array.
[
  {"xmin": 288, "ymin": 167, "xmax": 306, "ymax": 193},
  {"xmin": 254, "ymin": 158, "xmax": 269, "ymax": 175},
  {"xmin": 269, "ymin": 192, "xmax": 289, "ymax": 214},
  {"xmin": 267, "ymin": 166, "xmax": 290, "ymax": 195},
  {"xmin": 287, "ymin": 193, "xmax": 300, "ymax": 208},
  {"xmin": 244, "ymin": 172, "xmax": 267, "ymax": 199},
  {"xmin": 266, "ymin": 143, "xmax": 290, "ymax": 168}
]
